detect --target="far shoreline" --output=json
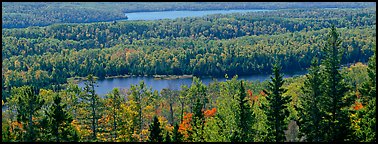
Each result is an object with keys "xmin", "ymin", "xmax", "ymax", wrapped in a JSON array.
[{"xmin": 67, "ymin": 74, "xmax": 195, "ymax": 84}]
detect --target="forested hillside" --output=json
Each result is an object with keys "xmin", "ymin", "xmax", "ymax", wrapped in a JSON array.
[
  {"xmin": 1, "ymin": 3, "xmax": 376, "ymax": 142},
  {"xmin": 2, "ymin": 40, "xmax": 376, "ymax": 142},
  {"xmin": 2, "ymin": 8, "xmax": 376, "ymax": 95},
  {"xmin": 2, "ymin": 2, "xmax": 375, "ymax": 28}
]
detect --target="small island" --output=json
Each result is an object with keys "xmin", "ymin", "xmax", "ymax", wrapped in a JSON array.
[{"xmin": 153, "ymin": 74, "xmax": 193, "ymax": 80}]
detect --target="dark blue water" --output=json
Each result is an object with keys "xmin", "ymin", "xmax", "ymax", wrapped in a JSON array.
[
  {"xmin": 78, "ymin": 71, "xmax": 307, "ymax": 96},
  {"xmin": 123, "ymin": 9, "xmax": 270, "ymax": 21}
]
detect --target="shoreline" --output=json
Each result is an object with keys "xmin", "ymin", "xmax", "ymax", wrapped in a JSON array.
[
  {"xmin": 67, "ymin": 74, "xmax": 194, "ymax": 83},
  {"xmin": 64, "ymin": 62, "xmax": 364, "ymax": 85}
]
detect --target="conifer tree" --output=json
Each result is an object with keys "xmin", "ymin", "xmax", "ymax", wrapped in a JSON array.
[
  {"xmin": 297, "ymin": 57, "xmax": 324, "ymax": 141},
  {"xmin": 263, "ymin": 61, "xmax": 291, "ymax": 142},
  {"xmin": 148, "ymin": 116, "xmax": 163, "ymax": 142},
  {"xmin": 80, "ymin": 74, "xmax": 100, "ymax": 141},
  {"xmin": 320, "ymin": 25, "xmax": 352, "ymax": 141},
  {"xmin": 46, "ymin": 93, "xmax": 74, "ymax": 142},
  {"xmin": 232, "ymin": 80, "xmax": 254, "ymax": 142}
]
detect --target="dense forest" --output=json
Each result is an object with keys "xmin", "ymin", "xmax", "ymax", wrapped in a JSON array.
[
  {"xmin": 2, "ymin": 2, "xmax": 375, "ymax": 28},
  {"xmin": 2, "ymin": 8, "xmax": 376, "ymax": 99},
  {"xmin": 1, "ymin": 3, "xmax": 377, "ymax": 142}
]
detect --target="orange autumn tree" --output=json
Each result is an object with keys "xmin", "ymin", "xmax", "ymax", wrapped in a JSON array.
[
  {"xmin": 352, "ymin": 90, "xmax": 364, "ymax": 111},
  {"xmin": 248, "ymin": 89, "xmax": 264, "ymax": 107},
  {"xmin": 178, "ymin": 112, "xmax": 193, "ymax": 141},
  {"xmin": 204, "ymin": 108, "xmax": 217, "ymax": 118},
  {"xmin": 353, "ymin": 101, "xmax": 363, "ymax": 111},
  {"xmin": 178, "ymin": 108, "xmax": 217, "ymax": 142}
]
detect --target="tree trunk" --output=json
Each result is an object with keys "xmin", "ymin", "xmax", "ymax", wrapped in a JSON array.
[{"xmin": 169, "ymin": 102, "xmax": 173, "ymax": 125}]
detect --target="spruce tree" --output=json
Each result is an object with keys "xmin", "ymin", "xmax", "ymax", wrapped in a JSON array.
[
  {"xmin": 263, "ymin": 61, "xmax": 291, "ymax": 142},
  {"xmin": 297, "ymin": 57, "xmax": 324, "ymax": 141},
  {"xmin": 233, "ymin": 80, "xmax": 254, "ymax": 142},
  {"xmin": 149, "ymin": 116, "xmax": 163, "ymax": 142},
  {"xmin": 320, "ymin": 25, "xmax": 352, "ymax": 141},
  {"xmin": 46, "ymin": 93, "xmax": 74, "ymax": 142}
]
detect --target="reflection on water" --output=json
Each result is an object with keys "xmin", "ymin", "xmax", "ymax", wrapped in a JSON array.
[{"xmin": 78, "ymin": 71, "xmax": 307, "ymax": 96}]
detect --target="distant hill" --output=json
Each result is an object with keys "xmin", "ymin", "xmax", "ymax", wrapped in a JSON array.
[{"xmin": 2, "ymin": 2, "xmax": 376, "ymax": 28}]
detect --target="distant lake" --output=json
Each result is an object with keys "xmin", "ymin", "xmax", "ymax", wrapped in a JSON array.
[
  {"xmin": 78, "ymin": 71, "xmax": 307, "ymax": 96},
  {"xmin": 123, "ymin": 9, "xmax": 271, "ymax": 21}
]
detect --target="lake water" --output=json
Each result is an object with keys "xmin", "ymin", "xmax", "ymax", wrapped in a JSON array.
[
  {"xmin": 78, "ymin": 71, "xmax": 307, "ymax": 96},
  {"xmin": 82, "ymin": 8, "xmax": 292, "ymax": 96},
  {"xmin": 123, "ymin": 9, "xmax": 270, "ymax": 21}
]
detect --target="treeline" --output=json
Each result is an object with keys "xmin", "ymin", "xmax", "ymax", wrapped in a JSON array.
[
  {"xmin": 2, "ymin": 2, "xmax": 375, "ymax": 28},
  {"xmin": 2, "ymin": 28, "xmax": 376, "ymax": 142},
  {"xmin": 3, "ymin": 8, "xmax": 376, "ymax": 53},
  {"xmin": 118, "ymin": 2, "xmax": 375, "ymax": 13},
  {"xmin": 2, "ymin": 2, "xmax": 127, "ymax": 29}
]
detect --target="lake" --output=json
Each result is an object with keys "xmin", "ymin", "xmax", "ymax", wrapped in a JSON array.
[
  {"xmin": 78, "ymin": 71, "xmax": 307, "ymax": 96},
  {"xmin": 123, "ymin": 9, "xmax": 271, "ymax": 21}
]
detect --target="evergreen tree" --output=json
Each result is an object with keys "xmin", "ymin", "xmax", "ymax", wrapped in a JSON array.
[
  {"xmin": 46, "ymin": 93, "xmax": 74, "ymax": 142},
  {"xmin": 15, "ymin": 86, "xmax": 45, "ymax": 142},
  {"xmin": 148, "ymin": 116, "xmax": 163, "ymax": 142},
  {"xmin": 320, "ymin": 25, "xmax": 352, "ymax": 141},
  {"xmin": 232, "ymin": 80, "xmax": 254, "ymax": 142},
  {"xmin": 172, "ymin": 123, "xmax": 183, "ymax": 142},
  {"xmin": 79, "ymin": 74, "xmax": 100, "ymax": 141},
  {"xmin": 355, "ymin": 45, "xmax": 376, "ymax": 142},
  {"xmin": 263, "ymin": 61, "xmax": 291, "ymax": 142},
  {"xmin": 297, "ymin": 57, "xmax": 324, "ymax": 141}
]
